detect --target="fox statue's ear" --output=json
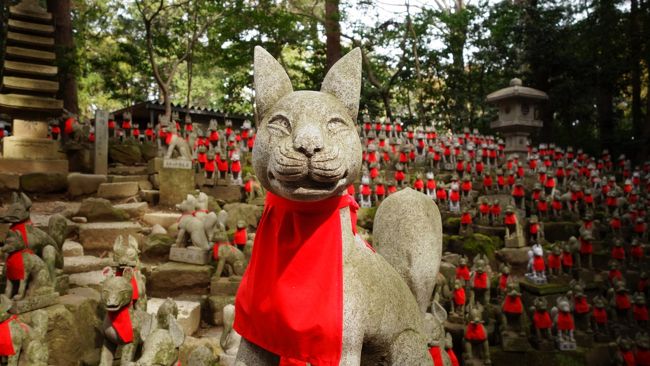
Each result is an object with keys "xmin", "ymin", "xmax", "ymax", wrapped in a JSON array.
[
  {"xmin": 321, "ymin": 48, "xmax": 362, "ymax": 121},
  {"xmin": 254, "ymin": 46, "xmax": 293, "ymax": 121}
]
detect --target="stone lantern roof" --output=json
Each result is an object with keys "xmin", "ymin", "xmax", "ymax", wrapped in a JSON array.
[{"xmin": 486, "ymin": 78, "xmax": 549, "ymax": 103}]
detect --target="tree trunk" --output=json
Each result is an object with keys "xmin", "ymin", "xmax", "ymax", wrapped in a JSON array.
[
  {"xmin": 382, "ymin": 91, "xmax": 392, "ymax": 120},
  {"xmin": 630, "ymin": 0, "xmax": 643, "ymax": 149},
  {"xmin": 162, "ymin": 86, "xmax": 171, "ymax": 120},
  {"xmin": 47, "ymin": 0, "xmax": 78, "ymax": 115},
  {"xmin": 324, "ymin": 0, "xmax": 341, "ymax": 71}
]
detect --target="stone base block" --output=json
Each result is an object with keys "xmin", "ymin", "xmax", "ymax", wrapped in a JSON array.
[
  {"xmin": 10, "ymin": 291, "xmax": 59, "ymax": 314},
  {"xmin": 207, "ymin": 295, "xmax": 235, "ymax": 326},
  {"xmin": 556, "ymin": 339, "xmax": 577, "ymax": 351},
  {"xmin": 0, "ymin": 157, "xmax": 68, "ymax": 174},
  {"xmin": 0, "ymin": 173, "xmax": 20, "ymax": 191},
  {"xmin": 13, "ymin": 119, "xmax": 49, "ymax": 139},
  {"xmin": 97, "ymin": 182, "xmax": 139, "ymax": 199},
  {"xmin": 148, "ymin": 262, "xmax": 213, "ymax": 297},
  {"xmin": 201, "ymin": 184, "xmax": 242, "ymax": 203},
  {"xmin": 210, "ymin": 276, "xmax": 241, "ymax": 296},
  {"xmin": 142, "ymin": 212, "xmax": 181, "ymax": 228},
  {"xmin": 3, "ymin": 136, "xmax": 57, "ymax": 159},
  {"xmin": 505, "ymin": 234, "xmax": 526, "ymax": 248},
  {"xmin": 78, "ymin": 221, "xmax": 142, "ymax": 254},
  {"xmin": 159, "ymin": 166, "xmax": 195, "ymax": 206},
  {"xmin": 147, "ymin": 298, "xmax": 201, "ymax": 336},
  {"xmin": 169, "ymin": 247, "xmax": 211, "ymax": 265}
]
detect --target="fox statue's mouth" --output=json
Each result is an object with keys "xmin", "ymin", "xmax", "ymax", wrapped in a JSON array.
[{"xmin": 268, "ymin": 170, "xmax": 348, "ymax": 200}]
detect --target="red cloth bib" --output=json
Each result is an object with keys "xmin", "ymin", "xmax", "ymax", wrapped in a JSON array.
[
  {"xmin": 533, "ymin": 256, "xmax": 545, "ymax": 271},
  {"xmin": 498, "ymin": 274, "xmax": 508, "ymax": 290},
  {"xmin": 232, "ymin": 161, "xmax": 241, "ymax": 173},
  {"xmin": 10, "ymin": 220, "xmax": 30, "ymax": 245},
  {"xmin": 233, "ymin": 228, "xmax": 247, "ymax": 245},
  {"xmin": 612, "ymin": 246, "xmax": 626, "ymax": 260},
  {"xmin": 557, "ymin": 311, "xmax": 574, "ymax": 330},
  {"xmin": 473, "ymin": 272, "xmax": 487, "ymax": 289},
  {"xmin": 637, "ymin": 350, "xmax": 650, "ymax": 366},
  {"xmin": 547, "ymin": 253, "xmax": 561, "ymax": 269},
  {"xmin": 460, "ymin": 213, "xmax": 472, "ymax": 225},
  {"xmin": 64, "ymin": 118, "xmax": 74, "ymax": 134},
  {"xmin": 634, "ymin": 305, "xmax": 649, "ymax": 321},
  {"xmin": 465, "ymin": 323, "xmax": 486, "ymax": 341},
  {"xmin": 533, "ymin": 311, "xmax": 552, "ymax": 329},
  {"xmin": 108, "ymin": 306, "xmax": 134, "ymax": 343},
  {"xmin": 429, "ymin": 346, "xmax": 443, "ymax": 366},
  {"xmin": 574, "ymin": 297, "xmax": 589, "ymax": 314},
  {"xmin": 592, "ymin": 308, "xmax": 607, "ymax": 324},
  {"xmin": 562, "ymin": 252, "xmax": 573, "ymax": 267},
  {"xmin": 453, "ymin": 288, "xmax": 466, "ymax": 306},
  {"xmin": 456, "ymin": 266, "xmax": 470, "ymax": 281},
  {"xmin": 0, "ymin": 315, "xmax": 17, "ymax": 356},
  {"xmin": 503, "ymin": 295, "xmax": 523, "ymax": 314},
  {"xmin": 6, "ymin": 249, "xmax": 33, "ymax": 281},
  {"xmin": 234, "ymin": 192, "xmax": 355, "ymax": 365},
  {"xmin": 447, "ymin": 349, "xmax": 460, "ymax": 366},
  {"xmin": 621, "ymin": 351, "xmax": 636, "ymax": 366},
  {"xmin": 504, "ymin": 213, "xmax": 516, "ymax": 225},
  {"xmin": 616, "ymin": 293, "xmax": 631, "ymax": 310}
]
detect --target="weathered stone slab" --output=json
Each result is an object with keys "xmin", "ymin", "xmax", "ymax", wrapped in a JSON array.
[
  {"xmin": 108, "ymin": 165, "xmax": 148, "ymax": 175},
  {"xmin": 67, "ymin": 173, "xmax": 107, "ymax": 197},
  {"xmin": 63, "ymin": 255, "xmax": 113, "ymax": 274},
  {"xmin": 163, "ymin": 158, "xmax": 192, "ymax": 169},
  {"xmin": 207, "ymin": 295, "xmax": 236, "ymax": 326},
  {"xmin": 148, "ymin": 262, "xmax": 213, "ymax": 297},
  {"xmin": 12, "ymin": 119, "xmax": 48, "ymax": 138},
  {"xmin": 202, "ymin": 184, "xmax": 242, "ymax": 203},
  {"xmin": 210, "ymin": 276, "xmax": 241, "ymax": 296},
  {"xmin": 77, "ymin": 198, "xmax": 129, "ymax": 222},
  {"xmin": 20, "ymin": 172, "xmax": 67, "ymax": 193},
  {"xmin": 222, "ymin": 203, "xmax": 264, "ymax": 229},
  {"xmin": 159, "ymin": 166, "xmax": 195, "ymax": 206},
  {"xmin": 0, "ymin": 158, "xmax": 68, "ymax": 174},
  {"xmin": 169, "ymin": 247, "xmax": 211, "ymax": 265},
  {"xmin": 0, "ymin": 173, "xmax": 20, "ymax": 191},
  {"xmin": 113, "ymin": 202, "xmax": 148, "ymax": 219},
  {"xmin": 142, "ymin": 212, "xmax": 181, "ymax": 228},
  {"xmin": 139, "ymin": 189, "xmax": 160, "ymax": 205},
  {"xmin": 78, "ymin": 221, "xmax": 142, "ymax": 253},
  {"xmin": 97, "ymin": 181, "xmax": 139, "ymax": 199},
  {"xmin": 10, "ymin": 291, "xmax": 58, "ymax": 314},
  {"xmin": 68, "ymin": 270, "xmax": 105, "ymax": 289},
  {"xmin": 147, "ymin": 298, "xmax": 201, "ymax": 336},
  {"xmin": 62, "ymin": 239, "xmax": 83, "ymax": 257},
  {"xmin": 4, "ymin": 136, "xmax": 56, "ymax": 159},
  {"xmin": 108, "ymin": 174, "xmax": 149, "ymax": 183},
  {"xmin": 148, "ymin": 157, "xmax": 163, "ymax": 174}
]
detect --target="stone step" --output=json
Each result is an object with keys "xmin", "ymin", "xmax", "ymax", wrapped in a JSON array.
[
  {"xmin": 78, "ymin": 221, "xmax": 143, "ymax": 254},
  {"xmin": 108, "ymin": 165, "xmax": 149, "ymax": 175},
  {"xmin": 113, "ymin": 202, "xmax": 148, "ymax": 219},
  {"xmin": 0, "ymin": 158, "xmax": 68, "ymax": 174},
  {"xmin": 4, "ymin": 60, "xmax": 57, "ymax": 77},
  {"xmin": 62, "ymin": 240, "xmax": 84, "ymax": 257},
  {"xmin": 68, "ymin": 270, "xmax": 105, "ymax": 289},
  {"xmin": 142, "ymin": 212, "xmax": 181, "ymax": 229},
  {"xmin": 7, "ymin": 31, "xmax": 54, "ymax": 46},
  {"xmin": 148, "ymin": 262, "xmax": 214, "ymax": 297},
  {"xmin": 5, "ymin": 46, "xmax": 55, "ymax": 62},
  {"xmin": 63, "ymin": 255, "xmax": 113, "ymax": 274},
  {"xmin": 96, "ymin": 181, "xmax": 140, "ymax": 199},
  {"xmin": 2, "ymin": 76, "xmax": 58, "ymax": 93},
  {"xmin": 9, "ymin": 4, "xmax": 52, "ymax": 21},
  {"xmin": 139, "ymin": 190, "xmax": 160, "ymax": 205},
  {"xmin": 0, "ymin": 93, "xmax": 62, "ymax": 112},
  {"xmin": 8, "ymin": 18, "xmax": 54, "ymax": 34},
  {"xmin": 108, "ymin": 174, "xmax": 150, "ymax": 183}
]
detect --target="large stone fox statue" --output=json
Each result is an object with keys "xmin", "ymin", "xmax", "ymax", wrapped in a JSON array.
[{"xmin": 234, "ymin": 47, "xmax": 445, "ymax": 365}]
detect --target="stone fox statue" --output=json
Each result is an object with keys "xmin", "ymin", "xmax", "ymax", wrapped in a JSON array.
[{"xmin": 234, "ymin": 47, "xmax": 444, "ymax": 365}]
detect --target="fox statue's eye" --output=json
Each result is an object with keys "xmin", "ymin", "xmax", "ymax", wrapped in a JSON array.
[
  {"xmin": 268, "ymin": 115, "xmax": 291, "ymax": 135},
  {"xmin": 327, "ymin": 118, "xmax": 348, "ymax": 134}
]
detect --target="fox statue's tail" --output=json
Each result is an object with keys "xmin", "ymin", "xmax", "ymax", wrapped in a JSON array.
[{"xmin": 372, "ymin": 188, "xmax": 443, "ymax": 315}]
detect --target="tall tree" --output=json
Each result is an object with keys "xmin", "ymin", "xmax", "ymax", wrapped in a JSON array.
[
  {"xmin": 48, "ymin": 0, "xmax": 79, "ymax": 114},
  {"xmin": 324, "ymin": 0, "xmax": 342, "ymax": 70}
]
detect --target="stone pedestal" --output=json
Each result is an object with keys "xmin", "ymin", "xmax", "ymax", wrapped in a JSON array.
[
  {"xmin": 10, "ymin": 291, "xmax": 59, "ymax": 314},
  {"xmin": 0, "ymin": 120, "xmax": 67, "ymax": 176},
  {"xmin": 210, "ymin": 276, "xmax": 241, "ymax": 296},
  {"xmin": 169, "ymin": 246, "xmax": 210, "ymax": 265},
  {"xmin": 159, "ymin": 159, "xmax": 195, "ymax": 206}
]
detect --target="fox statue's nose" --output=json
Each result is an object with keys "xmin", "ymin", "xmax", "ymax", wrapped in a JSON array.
[{"xmin": 293, "ymin": 125, "xmax": 324, "ymax": 157}]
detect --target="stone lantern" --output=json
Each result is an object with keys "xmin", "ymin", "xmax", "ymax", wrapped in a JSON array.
[{"xmin": 486, "ymin": 78, "xmax": 548, "ymax": 158}]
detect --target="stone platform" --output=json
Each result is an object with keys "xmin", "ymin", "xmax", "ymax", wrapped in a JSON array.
[{"xmin": 0, "ymin": 157, "xmax": 68, "ymax": 174}]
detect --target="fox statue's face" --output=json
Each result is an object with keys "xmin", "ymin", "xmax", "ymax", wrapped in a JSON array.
[{"xmin": 252, "ymin": 46, "xmax": 363, "ymax": 202}]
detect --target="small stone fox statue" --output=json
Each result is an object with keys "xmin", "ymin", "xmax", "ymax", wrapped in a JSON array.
[
  {"xmin": 0, "ymin": 295, "xmax": 49, "ymax": 366},
  {"xmin": 1, "ymin": 230, "xmax": 56, "ymax": 301},
  {"xmin": 133, "ymin": 298, "xmax": 184, "ymax": 366},
  {"xmin": 0, "ymin": 192, "xmax": 65, "ymax": 272},
  {"xmin": 235, "ymin": 47, "xmax": 444, "ymax": 365},
  {"xmin": 99, "ymin": 267, "xmax": 148, "ymax": 366}
]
